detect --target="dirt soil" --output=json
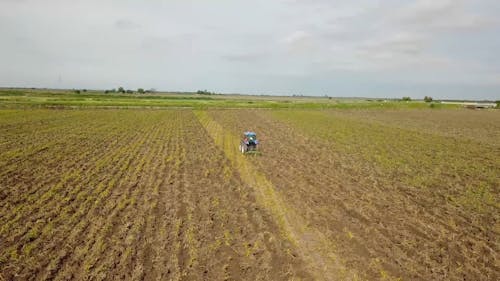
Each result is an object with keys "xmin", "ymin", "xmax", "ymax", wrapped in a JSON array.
[
  {"xmin": 0, "ymin": 110, "xmax": 311, "ymax": 281},
  {"xmin": 207, "ymin": 108, "xmax": 499, "ymax": 281},
  {"xmin": 1, "ymin": 108, "xmax": 498, "ymax": 281}
]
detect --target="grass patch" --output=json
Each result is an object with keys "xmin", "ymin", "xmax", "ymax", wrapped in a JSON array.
[
  {"xmin": 270, "ymin": 109, "xmax": 499, "ymax": 215},
  {"xmin": 0, "ymin": 89, "xmax": 460, "ymax": 109}
]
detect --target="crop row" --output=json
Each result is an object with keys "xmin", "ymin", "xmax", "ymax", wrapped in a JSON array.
[
  {"xmin": 207, "ymin": 108, "xmax": 499, "ymax": 281},
  {"xmin": 1, "ymin": 109, "xmax": 312, "ymax": 280}
]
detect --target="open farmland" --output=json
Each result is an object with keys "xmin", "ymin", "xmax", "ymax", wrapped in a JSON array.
[{"xmin": 1, "ymin": 106, "xmax": 499, "ymax": 280}]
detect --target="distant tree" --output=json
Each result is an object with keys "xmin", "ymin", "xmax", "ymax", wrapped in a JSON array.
[
  {"xmin": 118, "ymin": 87, "xmax": 125, "ymax": 93},
  {"xmin": 82, "ymin": 89, "xmax": 87, "ymax": 92},
  {"xmin": 137, "ymin": 88, "xmax": 145, "ymax": 94},
  {"xmin": 74, "ymin": 89, "xmax": 81, "ymax": 94},
  {"xmin": 126, "ymin": 89, "xmax": 133, "ymax": 94},
  {"xmin": 496, "ymin": 100, "xmax": 500, "ymax": 109},
  {"xmin": 424, "ymin": 96, "xmax": 433, "ymax": 102},
  {"xmin": 197, "ymin": 90, "xmax": 212, "ymax": 95},
  {"xmin": 104, "ymin": 90, "xmax": 109, "ymax": 94},
  {"xmin": 402, "ymin": 96, "xmax": 412, "ymax": 101}
]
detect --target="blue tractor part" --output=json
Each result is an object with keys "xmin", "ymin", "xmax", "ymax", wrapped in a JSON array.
[{"xmin": 239, "ymin": 131, "xmax": 259, "ymax": 154}]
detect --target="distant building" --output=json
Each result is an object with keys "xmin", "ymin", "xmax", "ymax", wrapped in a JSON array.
[{"xmin": 441, "ymin": 102, "xmax": 496, "ymax": 109}]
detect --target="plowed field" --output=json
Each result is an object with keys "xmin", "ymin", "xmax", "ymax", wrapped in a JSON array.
[{"xmin": 1, "ymin": 108, "xmax": 498, "ymax": 281}]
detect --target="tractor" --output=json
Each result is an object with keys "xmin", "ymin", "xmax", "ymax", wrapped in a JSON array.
[{"xmin": 239, "ymin": 131, "xmax": 259, "ymax": 154}]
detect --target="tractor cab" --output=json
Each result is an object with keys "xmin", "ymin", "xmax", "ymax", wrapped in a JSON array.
[
  {"xmin": 243, "ymin": 132, "xmax": 258, "ymax": 145},
  {"xmin": 240, "ymin": 131, "xmax": 259, "ymax": 153}
]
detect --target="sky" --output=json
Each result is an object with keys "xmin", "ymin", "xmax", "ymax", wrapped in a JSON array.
[{"xmin": 1, "ymin": 0, "xmax": 499, "ymax": 99}]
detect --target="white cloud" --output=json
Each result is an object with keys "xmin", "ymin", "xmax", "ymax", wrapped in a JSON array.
[
  {"xmin": 394, "ymin": 0, "xmax": 496, "ymax": 31},
  {"xmin": 221, "ymin": 52, "xmax": 269, "ymax": 62},
  {"xmin": 359, "ymin": 33, "xmax": 427, "ymax": 56},
  {"xmin": 284, "ymin": 30, "xmax": 310, "ymax": 44},
  {"xmin": 0, "ymin": 0, "xmax": 499, "ymax": 99},
  {"xmin": 114, "ymin": 19, "xmax": 141, "ymax": 30}
]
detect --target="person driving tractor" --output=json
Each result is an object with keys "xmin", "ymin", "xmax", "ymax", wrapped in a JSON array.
[{"xmin": 240, "ymin": 131, "xmax": 259, "ymax": 153}]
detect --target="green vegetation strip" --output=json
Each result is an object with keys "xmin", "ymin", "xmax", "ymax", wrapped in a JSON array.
[{"xmin": 0, "ymin": 89, "xmax": 457, "ymax": 109}]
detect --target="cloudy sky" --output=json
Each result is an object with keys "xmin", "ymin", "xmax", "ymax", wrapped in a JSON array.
[{"xmin": 1, "ymin": 0, "xmax": 499, "ymax": 99}]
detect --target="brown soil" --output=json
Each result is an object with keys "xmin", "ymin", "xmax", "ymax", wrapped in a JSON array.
[
  {"xmin": 207, "ymin": 109, "xmax": 499, "ymax": 281},
  {"xmin": 0, "ymin": 110, "xmax": 311, "ymax": 281},
  {"xmin": 1, "ymin": 108, "xmax": 498, "ymax": 281}
]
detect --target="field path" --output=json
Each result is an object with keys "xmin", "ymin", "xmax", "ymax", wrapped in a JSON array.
[{"xmin": 195, "ymin": 111, "xmax": 358, "ymax": 281}]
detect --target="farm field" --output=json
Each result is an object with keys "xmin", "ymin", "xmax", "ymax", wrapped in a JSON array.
[
  {"xmin": 0, "ymin": 89, "xmax": 458, "ymax": 110},
  {"xmin": 1, "ymin": 107, "xmax": 499, "ymax": 280}
]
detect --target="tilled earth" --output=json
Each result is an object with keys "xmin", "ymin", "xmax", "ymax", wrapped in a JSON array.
[{"xmin": 1, "ymin": 108, "xmax": 498, "ymax": 281}]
